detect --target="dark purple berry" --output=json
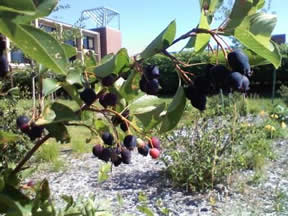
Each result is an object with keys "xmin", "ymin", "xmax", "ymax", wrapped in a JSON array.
[
  {"xmin": 228, "ymin": 49, "xmax": 251, "ymax": 77},
  {"xmin": 112, "ymin": 109, "xmax": 129, "ymax": 126},
  {"xmin": 208, "ymin": 65, "xmax": 231, "ymax": 91},
  {"xmin": 241, "ymin": 75, "xmax": 250, "ymax": 92},
  {"xmin": 80, "ymin": 88, "xmax": 97, "ymax": 106},
  {"xmin": 123, "ymin": 135, "xmax": 137, "ymax": 151},
  {"xmin": 186, "ymin": 86, "xmax": 206, "ymax": 111},
  {"xmin": 120, "ymin": 122, "xmax": 129, "ymax": 132},
  {"xmin": 194, "ymin": 76, "xmax": 211, "ymax": 95},
  {"xmin": 139, "ymin": 77, "xmax": 148, "ymax": 93},
  {"xmin": 99, "ymin": 94, "xmax": 108, "ymax": 108},
  {"xmin": 26, "ymin": 124, "xmax": 43, "ymax": 140},
  {"xmin": 99, "ymin": 148, "xmax": 111, "ymax": 162},
  {"xmin": 101, "ymin": 74, "xmax": 117, "ymax": 86},
  {"xmin": 101, "ymin": 132, "xmax": 114, "ymax": 145},
  {"xmin": 92, "ymin": 144, "xmax": 103, "ymax": 158},
  {"xmin": 138, "ymin": 144, "xmax": 149, "ymax": 156},
  {"xmin": 121, "ymin": 148, "xmax": 131, "ymax": 164},
  {"xmin": 16, "ymin": 115, "xmax": 30, "ymax": 132},
  {"xmin": 111, "ymin": 149, "xmax": 122, "ymax": 166},
  {"xmin": 144, "ymin": 65, "xmax": 160, "ymax": 80},
  {"xmin": 103, "ymin": 93, "xmax": 118, "ymax": 107},
  {"xmin": 146, "ymin": 79, "xmax": 159, "ymax": 95}
]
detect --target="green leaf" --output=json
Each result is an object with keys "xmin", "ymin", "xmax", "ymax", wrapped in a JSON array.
[
  {"xmin": 160, "ymin": 86, "xmax": 186, "ymax": 133},
  {"xmin": 93, "ymin": 48, "xmax": 129, "ymax": 78},
  {"xmin": 10, "ymin": 0, "xmax": 58, "ymax": 24},
  {"xmin": 209, "ymin": 0, "xmax": 224, "ymax": 15},
  {"xmin": 119, "ymin": 70, "xmax": 139, "ymax": 102},
  {"xmin": 61, "ymin": 82, "xmax": 83, "ymax": 107},
  {"xmin": 225, "ymin": 0, "xmax": 254, "ymax": 32},
  {"xmin": 45, "ymin": 123, "xmax": 70, "ymax": 143},
  {"xmin": 234, "ymin": 28, "xmax": 282, "ymax": 69},
  {"xmin": 249, "ymin": 12, "xmax": 277, "ymax": 46},
  {"xmin": 141, "ymin": 20, "xmax": 176, "ymax": 59},
  {"xmin": 129, "ymin": 95, "xmax": 166, "ymax": 114},
  {"xmin": 182, "ymin": 36, "xmax": 196, "ymax": 50},
  {"xmin": 135, "ymin": 103, "xmax": 166, "ymax": 132},
  {"xmin": 98, "ymin": 163, "xmax": 111, "ymax": 183},
  {"xmin": 0, "ymin": 131, "xmax": 20, "ymax": 145},
  {"xmin": 42, "ymin": 78, "xmax": 61, "ymax": 97},
  {"xmin": 36, "ymin": 102, "xmax": 80, "ymax": 125},
  {"xmin": 0, "ymin": 0, "xmax": 36, "ymax": 15},
  {"xmin": 136, "ymin": 205, "xmax": 154, "ymax": 216},
  {"xmin": 194, "ymin": 10, "xmax": 211, "ymax": 53},
  {"xmin": 62, "ymin": 43, "xmax": 77, "ymax": 59},
  {"xmin": 66, "ymin": 68, "xmax": 82, "ymax": 85},
  {"xmin": 0, "ymin": 20, "xmax": 68, "ymax": 75},
  {"xmin": 94, "ymin": 119, "xmax": 110, "ymax": 134},
  {"xmin": 84, "ymin": 51, "xmax": 97, "ymax": 68},
  {"xmin": 254, "ymin": 0, "xmax": 265, "ymax": 10},
  {"xmin": 38, "ymin": 179, "xmax": 50, "ymax": 202}
]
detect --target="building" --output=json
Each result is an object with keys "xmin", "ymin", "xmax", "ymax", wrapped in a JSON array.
[
  {"xmin": 5, "ymin": 16, "xmax": 122, "ymax": 66},
  {"xmin": 271, "ymin": 34, "xmax": 286, "ymax": 44}
]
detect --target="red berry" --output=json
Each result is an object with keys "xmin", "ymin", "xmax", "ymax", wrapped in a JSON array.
[
  {"xmin": 150, "ymin": 137, "xmax": 161, "ymax": 149},
  {"xmin": 149, "ymin": 148, "xmax": 160, "ymax": 159}
]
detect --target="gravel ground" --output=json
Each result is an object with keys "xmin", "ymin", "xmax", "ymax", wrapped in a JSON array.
[{"xmin": 30, "ymin": 138, "xmax": 288, "ymax": 215}]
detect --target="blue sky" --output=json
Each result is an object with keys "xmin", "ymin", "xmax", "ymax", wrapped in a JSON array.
[{"xmin": 51, "ymin": 0, "xmax": 287, "ymax": 55}]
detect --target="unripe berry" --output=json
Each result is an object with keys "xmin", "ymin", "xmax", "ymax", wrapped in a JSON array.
[{"xmin": 149, "ymin": 148, "xmax": 160, "ymax": 159}]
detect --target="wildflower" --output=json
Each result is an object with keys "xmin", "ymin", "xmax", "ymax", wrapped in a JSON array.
[
  {"xmin": 265, "ymin": 125, "xmax": 272, "ymax": 130},
  {"xmin": 270, "ymin": 114, "xmax": 279, "ymax": 119},
  {"xmin": 281, "ymin": 122, "xmax": 287, "ymax": 129},
  {"xmin": 259, "ymin": 110, "xmax": 266, "ymax": 117}
]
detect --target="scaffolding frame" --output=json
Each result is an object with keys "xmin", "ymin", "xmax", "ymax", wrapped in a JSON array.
[{"xmin": 78, "ymin": 7, "xmax": 120, "ymax": 30}]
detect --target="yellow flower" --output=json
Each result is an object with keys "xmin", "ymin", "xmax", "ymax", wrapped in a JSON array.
[
  {"xmin": 265, "ymin": 125, "xmax": 272, "ymax": 130},
  {"xmin": 259, "ymin": 110, "xmax": 266, "ymax": 117},
  {"xmin": 281, "ymin": 122, "xmax": 287, "ymax": 129},
  {"xmin": 270, "ymin": 114, "xmax": 279, "ymax": 119},
  {"xmin": 270, "ymin": 126, "xmax": 276, "ymax": 131}
]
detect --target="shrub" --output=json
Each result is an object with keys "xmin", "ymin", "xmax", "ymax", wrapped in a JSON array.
[{"xmin": 162, "ymin": 113, "xmax": 273, "ymax": 192}]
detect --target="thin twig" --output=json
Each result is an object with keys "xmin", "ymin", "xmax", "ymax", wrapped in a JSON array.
[{"xmin": 12, "ymin": 134, "xmax": 51, "ymax": 175}]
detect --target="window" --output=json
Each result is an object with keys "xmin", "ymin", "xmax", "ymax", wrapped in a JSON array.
[
  {"xmin": 64, "ymin": 39, "xmax": 76, "ymax": 47},
  {"xmin": 83, "ymin": 36, "xmax": 95, "ymax": 50},
  {"xmin": 39, "ymin": 24, "xmax": 56, "ymax": 33}
]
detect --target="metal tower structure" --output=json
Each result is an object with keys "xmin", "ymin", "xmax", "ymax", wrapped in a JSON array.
[{"xmin": 78, "ymin": 7, "xmax": 120, "ymax": 30}]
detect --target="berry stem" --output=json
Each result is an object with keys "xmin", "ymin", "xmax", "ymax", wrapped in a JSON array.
[{"xmin": 11, "ymin": 134, "xmax": 51, "ymax": 175}]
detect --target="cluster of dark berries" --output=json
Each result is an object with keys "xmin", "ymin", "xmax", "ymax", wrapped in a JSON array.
[
  {"xmin": 16, "ymin": 115, "xmax": 44, "ymax": 140},
  {"xmin": 79, "ymin": 87, "xmax": 118, "ymax": 109},
  {"xmin": 139, "ymin": 65, "xmax": 161, "ymax": 95},
  {"xmin": 185, "ymin": 49, "xmax": 251, "ymax": 111},
  {"xmin": 92, "ymin": 132, "xmax": 161, "ymax": 166},
  {"xmin": 137, "ymin": 136, "xmax": 161, "ymax": 159},
  {"xmin": 0, "ymin": 34, "xmax": 8, "ymax": 78}
]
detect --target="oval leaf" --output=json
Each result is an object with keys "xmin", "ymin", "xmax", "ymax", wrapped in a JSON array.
[
  {"xmin": 194, "ymin": 10, "xmax": 211, "ymax": 53},
  {"xmin": 141, "ymin": 20, "xmax": 176, "ymax": 59},
  {"xmin": 42, "ymin": 78, "xmax": 61, "ymax": 97},
  {"xmin": 0, "ymin": 20, "xmax": 68, "ymax": 74},
  {"xmin": 160, "ymin": 86, "xmax": 186, "ymax": 133},
  {"xmin": 93, "ymin": 48, "xmax": 129, "ymax": 78}
]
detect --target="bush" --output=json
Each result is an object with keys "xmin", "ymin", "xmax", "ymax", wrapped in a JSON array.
[
  {"xmin": 161, "ymin": 113, "xmax": 273, "ymax": 192},
  {"xmin": 0, "ymin": 97, "xmax": 32, "ymax": 172},
  {"xmin": 278, "ymin": 85, "xmax": 288, "ymax": 105}
]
